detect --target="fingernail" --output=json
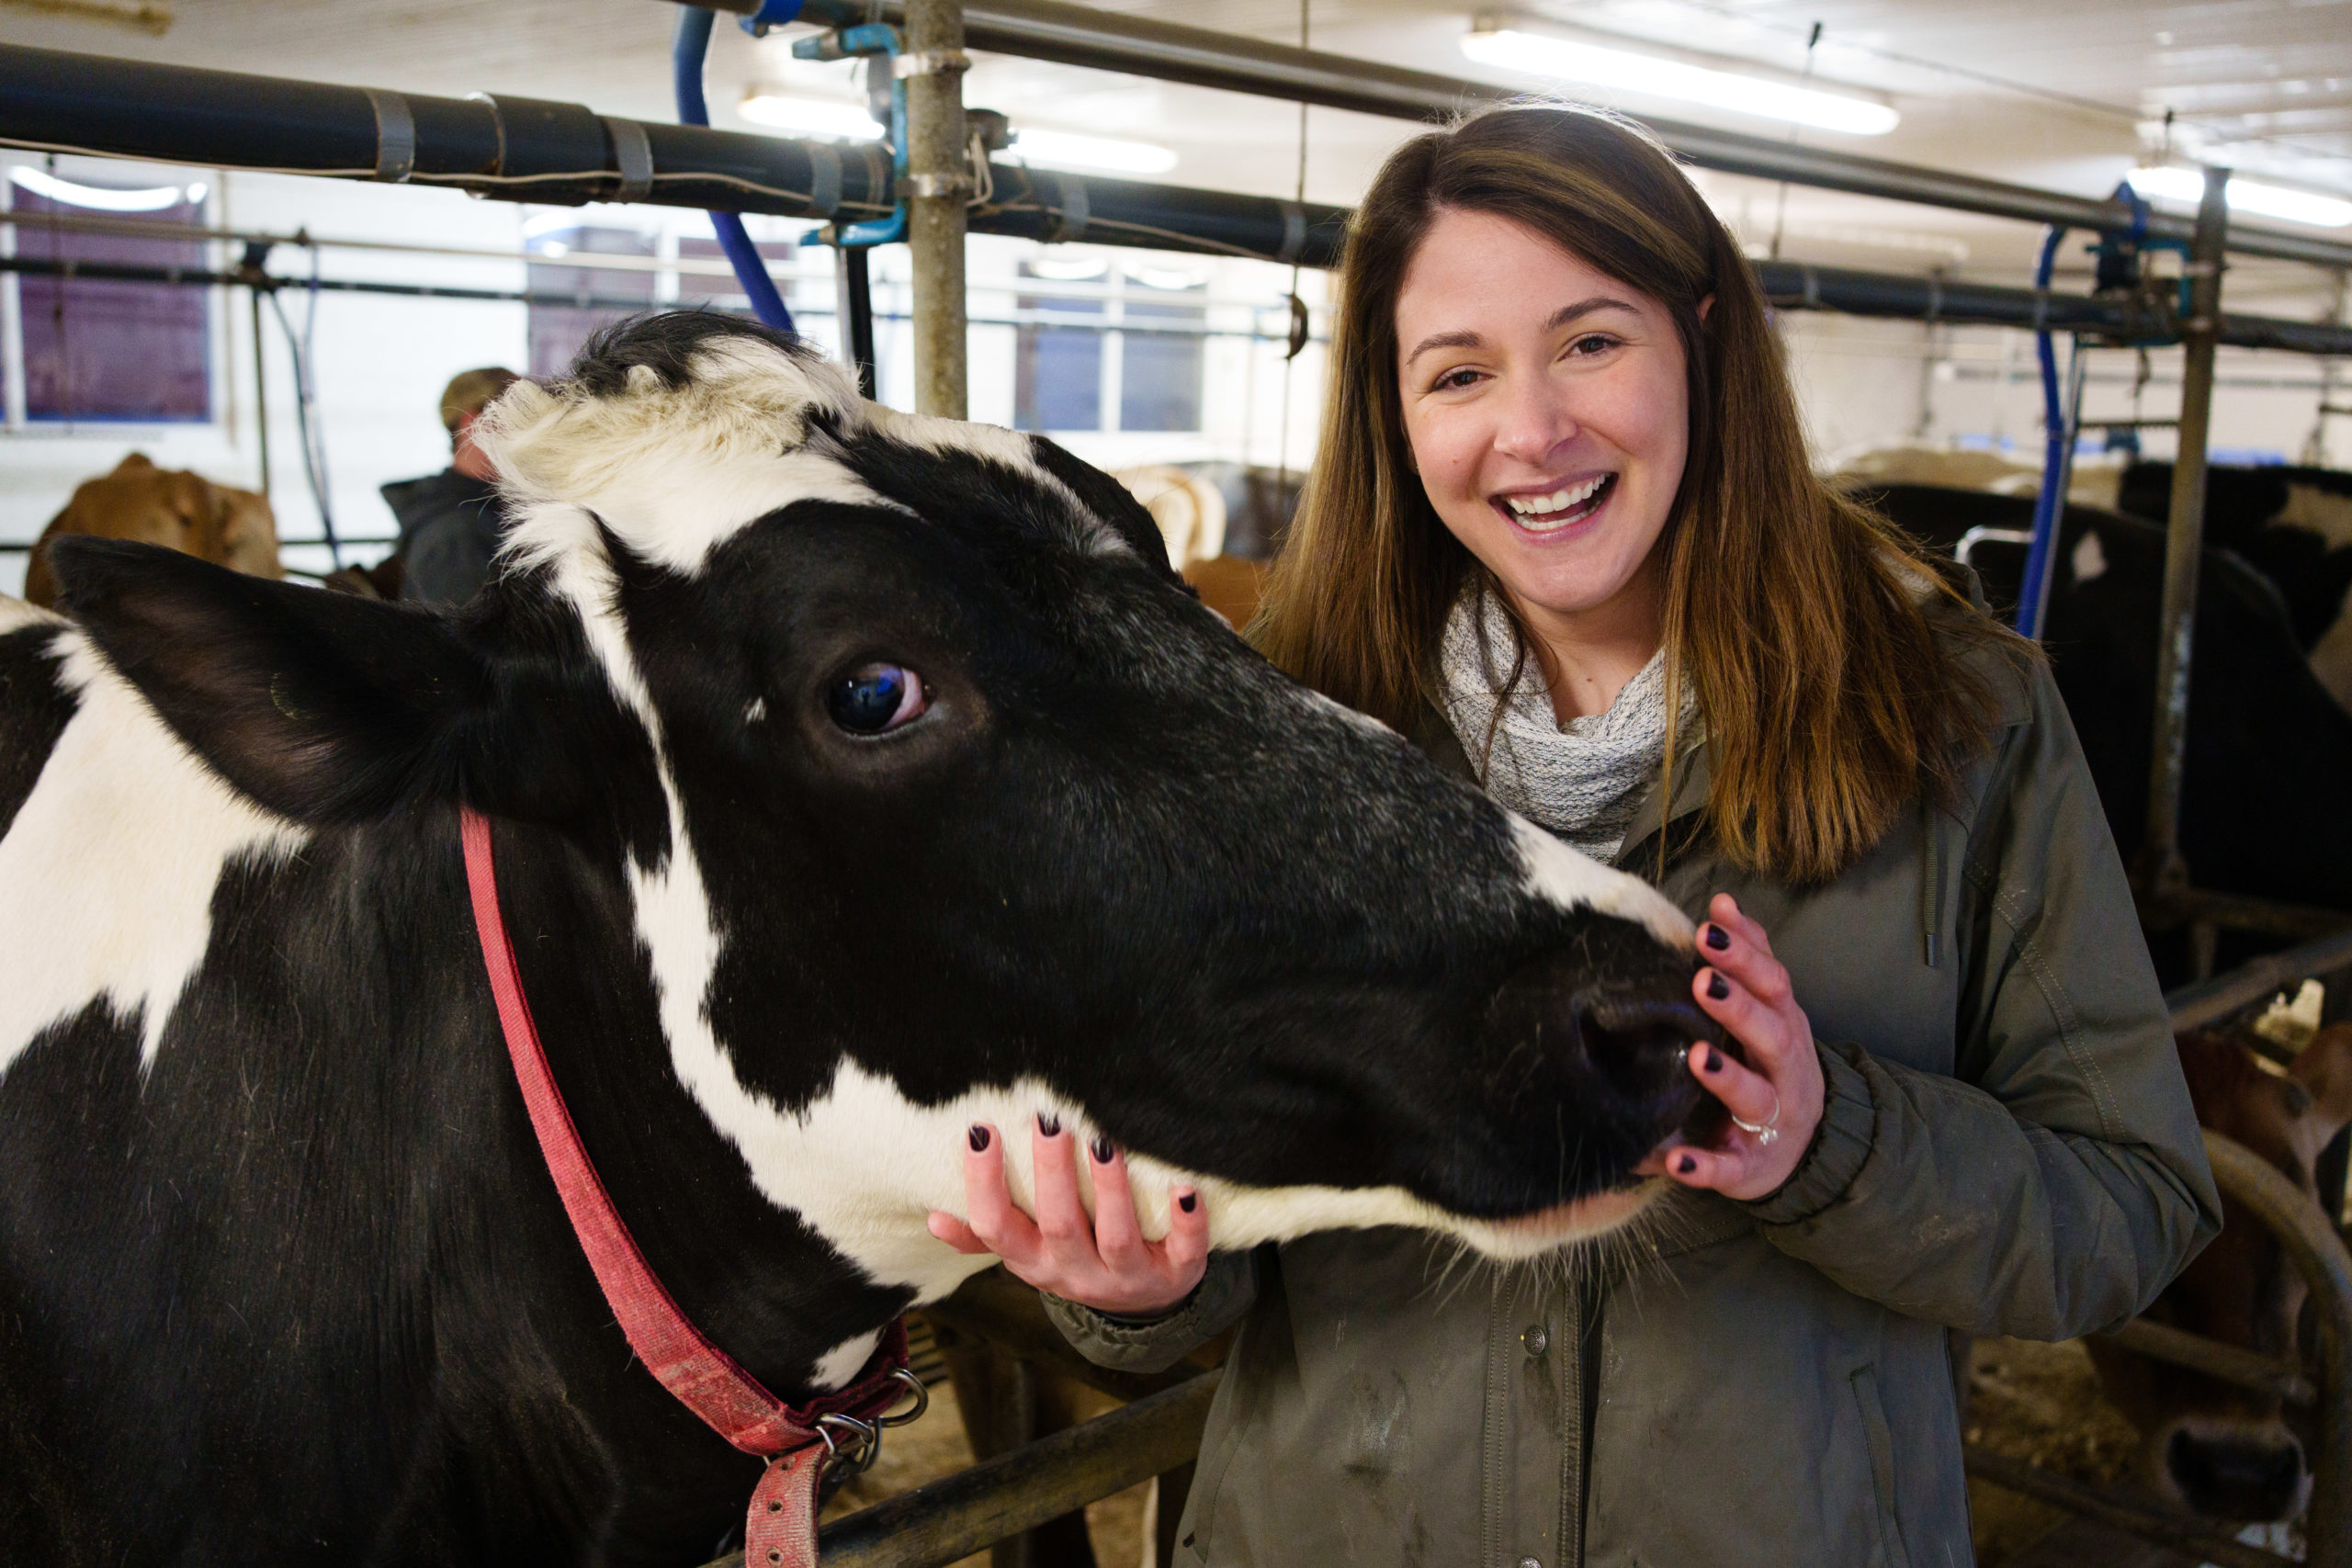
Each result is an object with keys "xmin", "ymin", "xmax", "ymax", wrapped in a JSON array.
[
  {"xmin": 967, "ymin": 1125, "xmax": 990, "ymax": 1153},
  {"xmin": 1177, "ymin": 1190, "xmax": 1198, "ymax": 1213},
  {"xmin": 1676, "ymin": 1154, "xmax": 1697, "ymax": 1175},
  {"xmin": 1706, "ymin": 972, "xmax": 1729, "ymax": 1000},
  {"xmin": 1703, "ymin": 1046, "xmax": 1724, "ymax": 1073},
  {"xmin": 1091, "ymin": 1135, "xmax": 1114, "ymax": 1164},
  {"xmin": 1704, "ymin": 924, "xmax": 1730, "ymax": 951},
  {"xmin": 1037, "ymin": 1112, "xmax": 1061, "ymax": 1137}
]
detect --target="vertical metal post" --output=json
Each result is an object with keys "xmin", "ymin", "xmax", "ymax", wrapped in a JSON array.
[
  {"xmin": 249, "ymin": 287, "xmax": 271, "ymax": 497},
  {"xmin": 834, "ymin": 243, "xmax": 877, "ymax": 400},
  {"xmin": 902, "ymin": 0, "xmax": 969, "ymax": 419},
  {"xmin": 2140, "ymin": 166, "xmax": 2228, "ymax": 901}
]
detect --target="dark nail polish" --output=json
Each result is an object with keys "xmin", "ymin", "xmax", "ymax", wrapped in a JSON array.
[
  {"xmin": 1704, "ymin": 923, "xmax": 1730, "ymax": 952},
  {"xmin": 967, "ymin": 1125, "xmax": 990, "ymax": 1153},
  {"xmin": 1091, "ymin": 1135, "xmax": 1114, "ymax": 1164},
  {"xmin": 1676, "ymin": 1154, "xmax": 1697, "ymax": 1175},
  {"xmin": 1707, "ymin": 972, "xmax": 1730, "ymax": 1000},
  {"xmin": 1036, "ymin": 1112, "xmax": 1061, "ymax": 1137},
  {"xmin": 1704, "ymin": 1046, "xmax": 1724, "ymax": 1074},
  {"xmin": 1177, "ymin": 1191, "xmax": 1198, "ymax": 1213}
]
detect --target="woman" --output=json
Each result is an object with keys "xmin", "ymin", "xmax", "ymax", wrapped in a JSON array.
[{"xmin": 929, "ymin": 107, "xmax": 2217, "ymax": 1564}]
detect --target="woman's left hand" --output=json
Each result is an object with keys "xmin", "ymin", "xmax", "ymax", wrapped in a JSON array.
[{"xmin": 1653, "ymin": 893, "xmax": 1826, "ymax": 1201}]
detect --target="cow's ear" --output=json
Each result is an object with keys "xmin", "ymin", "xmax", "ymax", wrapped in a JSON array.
[
  {"xmin": 2290, "ymin": 1023, "xmax": 2352, "ymax": 1152},
  {"xmin": 49, "ymin": 537, "xmax": 651, "ymax": 836}
]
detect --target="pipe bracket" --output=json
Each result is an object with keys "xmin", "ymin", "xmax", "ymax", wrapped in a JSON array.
[
  {"xmin": 1046, "ymin": 171, "xmax": 1088, "ymax": 243},
  {"xmin": 1273, "ymin": 198, "xmax": 1306, "ymax": 265},
  {"xmin": 602, "ymin": 117, "xmax": 652, "ymax": 204},
  {"xmin": 894, "ymin": 49, "xmax": 972, "ymax": 77},
  {"xmin": 807, "ymin": 141, "xmax": 842, "ymax": 218},
  {"xmin": 363, "ymin": 88, "xmax": 414, "ymax": 183}
]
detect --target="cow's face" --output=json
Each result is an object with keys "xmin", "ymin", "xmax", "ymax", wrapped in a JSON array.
[
  {"xmin": 2089, "ymin": 1025, "xmax": 2352, "ymax": 1521},
  {"xmin": 54, "ymin": 315, "xmax": 1719, "ymax": 1310}
]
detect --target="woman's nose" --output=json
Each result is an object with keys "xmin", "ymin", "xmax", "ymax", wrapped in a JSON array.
[{"xmin": 1490, "ymin": 377, "xmax": 1578, "ymax": 466}]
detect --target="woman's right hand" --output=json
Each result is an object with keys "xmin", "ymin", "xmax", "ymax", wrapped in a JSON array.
[{"xmin": 925, "ymin": 1114, "xmax": 1210, "ymax": 1318}]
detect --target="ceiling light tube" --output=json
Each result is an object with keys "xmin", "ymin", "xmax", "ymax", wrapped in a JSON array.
[
  {"xmin": 737, "ymin": 93, "xmax": 885, "ymax": 141},
  {"xmin": 8, "ymin": 164, "xmax": 200, "ymax": 211},
  {"xmin": 2128, "ymin": 165, "xmax": 2352, "ymax": 230},
  {"xmin": 1461, "ymin": 26, "xmax": 1899, "ymax": 137},
  {"xmin": 1009, "ymin": 128, "xmax": 1177, "ymax": 175}
]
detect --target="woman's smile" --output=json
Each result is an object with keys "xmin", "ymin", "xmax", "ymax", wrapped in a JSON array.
[{"xmin": 1494, "ymin": 470, "xmax": 1618, "ymax": 537}]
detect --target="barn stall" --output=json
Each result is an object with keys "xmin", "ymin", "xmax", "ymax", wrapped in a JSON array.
[{"xmin": 7, "ymin": 2, "xmax": 2352, "ymax": 1565}]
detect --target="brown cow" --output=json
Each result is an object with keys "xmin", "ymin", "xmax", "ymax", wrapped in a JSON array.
[
  {"xmin": 2088, "ymin": 1023, "xmax": 2352, "ymax": 1520},
  {"xmin": 23, "ymin": 454, "xmax": 280, "ymax": 607}
]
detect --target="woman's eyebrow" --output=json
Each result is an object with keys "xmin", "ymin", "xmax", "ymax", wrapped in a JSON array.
[{"xmin": 1402, "ymin": 297, "xmax": 1643, "ymax": 367}]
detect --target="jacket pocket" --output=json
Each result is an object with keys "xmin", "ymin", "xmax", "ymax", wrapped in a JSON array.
[{"xmin": 1851, "ymin": 1364, "xmax": 1915, "ymax": 1568}]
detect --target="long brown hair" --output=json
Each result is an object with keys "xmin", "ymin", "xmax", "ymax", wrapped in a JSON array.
[{"xmin": 1253, "ymin": 105, "xmax": 2023, "ymax": 885}]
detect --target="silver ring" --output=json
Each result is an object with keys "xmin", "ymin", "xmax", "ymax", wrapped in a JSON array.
[{"xmin": 1731, "ymin": 1088, "xmax": 1782, "ymax": 1147}]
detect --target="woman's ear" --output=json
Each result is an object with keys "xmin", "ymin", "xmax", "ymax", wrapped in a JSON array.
[{"xmin": 1697, "ymin": 294, "xmax": 1715, "ymax": 324}]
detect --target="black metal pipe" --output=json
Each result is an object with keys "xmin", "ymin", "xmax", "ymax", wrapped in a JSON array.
[{"xmin": 770, "ymin": 0, "xmax": 2352, "ymax": 274}]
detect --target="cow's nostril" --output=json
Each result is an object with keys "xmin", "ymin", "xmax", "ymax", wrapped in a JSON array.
[
  {"xmin": 2165, "ymin": 1428, "xmax": 2306, "ymax": 1521},
  {"xmin": 1571, "ymin": 984, "xmax": 1732, "ymax": 1145}
]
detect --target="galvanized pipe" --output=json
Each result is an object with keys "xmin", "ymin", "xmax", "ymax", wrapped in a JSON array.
[
  {"xmin": 903, "ymin": 0, "xmax": 970, "ymax": 418},
  {"xmin": 2203, "ymin": 1131, "xmax": 2352, "ymax": 1566},
  {"xmin": 2140, "ymin": 170, "xmax": 2229, "ymax": 901},
  {"xmin": 759, "ymin": 0, "xmax": 2352, "ymax": 274}
]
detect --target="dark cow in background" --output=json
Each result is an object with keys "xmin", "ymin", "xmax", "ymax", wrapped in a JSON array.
[
  {"xmin": 2117, "ymin": 461, "xmax": 2352, "ymax": 718},
  {"xmin": 0, "ymin": 314, "xmax": 1721, "ymax": 1565},
  {"xmin": 1858, "ymin": 484, "xmax": 2352, "ymax": 930},
  {"xmin": 2089, "ymin": 1025, "xmax": 2352, "ymax": 1520}
]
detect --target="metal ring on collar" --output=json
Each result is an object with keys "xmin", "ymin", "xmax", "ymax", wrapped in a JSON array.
[
  {"xmin": 601, "ymin": 117, "xmax": 652, "ymax": 204},
  {"xmin": 363, "ymin": 88, "xmax": 415, "ymax": 184},
  {"xmin": 876, "ymin": 1367, "xmax": 929, "ymax": 1427}
]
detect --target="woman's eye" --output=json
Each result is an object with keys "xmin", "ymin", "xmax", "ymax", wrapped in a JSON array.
[
  {"xmin": 1567, "ymin": 333, "xmax": 1619, "ymax": 357},
  {"xmin": 826, "ymin": 663, "xmax": 928, "ymax": 735},
  {"xmin": 1434, "ymin": 367, "xmax": 1481, "ymax": 391}
]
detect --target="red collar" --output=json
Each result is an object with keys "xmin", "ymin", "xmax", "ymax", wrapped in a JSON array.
[{"xmin": 459, "ymin": 806, "xmax": 915, "ymax": 1568}]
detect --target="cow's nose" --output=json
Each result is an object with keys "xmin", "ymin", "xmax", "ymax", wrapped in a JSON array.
[
  {"xmin": 2165, "ymin": 1427, "xmax": 2306, "ymax": 1521},
  {"xmin": 1570, "ymin": 978, "xmax": 1731, "ymax": 1144}
]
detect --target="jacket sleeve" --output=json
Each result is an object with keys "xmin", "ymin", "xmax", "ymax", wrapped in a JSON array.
[
  {"xmin": 1040, "ymin": 1248, "xmax": 1259, "ymax": 1374},
  {"xmin": 1743, "ymin": 659, "xmax": 2222, "ymax": 1341}
]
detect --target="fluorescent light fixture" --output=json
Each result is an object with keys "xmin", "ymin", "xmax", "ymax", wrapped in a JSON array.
[
  {"xmin": 1460, "ymin": 27, "xmax": 1899, "ymax": 137},
  {"xmin": 2128, "ymin": 165, "xmax": 2352, "ymax": 229},
  {"xmin": 536, "ymin": 239, "xmax": 571, "ymax": 258},
  {"xmin": 1010, "ymin": 128, "xmax": 1177, "ymax": 175},
  {"xmin": 1026, "ymin": 254, "xmax": 1110, "ymax": 280},
  {"xmin": 7, "ymin": 165, "xmax": 200, "ymax": 211},
  {"xmin": 738, "ymin": 93, "xmax": 884, "ymax": 140}
]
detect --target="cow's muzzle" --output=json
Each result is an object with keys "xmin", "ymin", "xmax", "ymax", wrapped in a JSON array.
[{"xmin": 1569, "ymin": 975, "xmax": 1734, "ymax": 1145}]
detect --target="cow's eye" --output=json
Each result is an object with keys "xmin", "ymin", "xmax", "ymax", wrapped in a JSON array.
[{"xmin": 826, "ymin": 663, "xmax": 927, "ymax": 735}]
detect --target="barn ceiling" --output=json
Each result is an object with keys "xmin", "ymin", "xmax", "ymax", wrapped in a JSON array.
[{"xmin": 5, "ymin": 0, "xmax": 2351, "ymax": 308}]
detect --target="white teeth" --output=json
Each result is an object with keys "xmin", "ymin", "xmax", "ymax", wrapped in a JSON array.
[{"xmin": 1504, "ymin": 475, "xmax": 1611, "ymax": 523}]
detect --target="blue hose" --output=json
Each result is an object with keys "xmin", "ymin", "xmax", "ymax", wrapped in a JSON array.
[
  {"xmin": 2016, "ymin": 223, "xmax": 2068, "ymax": 638},
  {"xmin": 673, "ymin": 6, "xmax": 797, "ymax": 334}
]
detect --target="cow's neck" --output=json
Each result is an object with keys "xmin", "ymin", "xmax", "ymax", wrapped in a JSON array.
[{"xmin": 479, "ymin": 812, "xmax": 913, "ymax": 1402}]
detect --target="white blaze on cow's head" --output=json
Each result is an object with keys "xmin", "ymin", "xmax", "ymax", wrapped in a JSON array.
[{"xmin": 50, "ymin": 314, "xmax": 1721, "ymax": 1327}]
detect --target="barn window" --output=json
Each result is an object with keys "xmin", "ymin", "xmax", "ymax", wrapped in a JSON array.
[
  {"xmin": 525, "ymin": 224, "xmax": 656, "ymax": 380},
  {"xmin": 8, "ymin": 168, "xmax": 211, "ymax": 423},
  {"xmin": 1118, "ymin": 268, "xmax": 1205, "ymax": 434},
  {"xmin": 1014, "ymin": 258, "xmax": 1105, "ymax": 433}
]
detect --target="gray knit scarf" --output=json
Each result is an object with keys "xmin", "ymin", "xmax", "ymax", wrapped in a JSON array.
[{"xmin": 1436, "ymin": 584, "xmax": 1696, "ymax": 863}]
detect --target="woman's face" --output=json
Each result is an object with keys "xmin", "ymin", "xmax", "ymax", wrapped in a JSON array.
[{"xmin": 1395, "ymin": 208, "xmax": 1691, "ymax": 628}]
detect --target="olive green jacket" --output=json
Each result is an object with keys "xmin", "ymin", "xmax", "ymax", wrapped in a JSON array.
[{"xmin": 1046, "ymin": 632, "xmax": 2219, "ymax": 1568}]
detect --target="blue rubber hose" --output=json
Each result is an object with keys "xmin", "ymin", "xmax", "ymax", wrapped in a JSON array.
[
  {"xmin": 2016, "ymin": 222, "xmax": 2068, "ymax": 638},
  {"xmin": 673, "ymin": 6, "xmax": 797, "ymax": 334}
]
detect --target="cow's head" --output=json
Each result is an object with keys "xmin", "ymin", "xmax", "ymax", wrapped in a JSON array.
[
  {"xmin": 52, "ymin": 313, "xmax": 1720, "ymax": 1314},
  {"xmin": 2089, "ymin": 1025, "xmax": 2352, "ymax": 1521}
]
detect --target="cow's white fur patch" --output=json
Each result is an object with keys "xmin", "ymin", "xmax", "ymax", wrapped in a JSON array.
[
  {"xmin": 0, "ymin": 632, "xmax": 307, "ymax": 1080},
  {"xmin": 1510, "ymin": 815, "xmax": 1694, "ymax": 950},
  {"xmin": 484, "ymin": 341, "xmax": 893, "ymax": 576},
  {"xmin": 2071, "ymin": 527, "xmax": 2108, "ymax": 585},
  {"xmin": 809, "ymin": 1330, "xmax": 884, "ymax": 1394},
  {"xmin": 0, "ymin": 596, "xmax": 63, "ymax": 634}
]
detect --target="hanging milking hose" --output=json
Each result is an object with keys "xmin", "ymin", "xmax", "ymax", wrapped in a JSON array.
[
  {"xmin": 2015, "ymin": 221, "xmax": 2069, "ymax": 639},
  {"xmin": 263, "ymin": 240, "xmax": 343, "ymax": 569},
  {"xmin": 673, "ymin": 5, "xmax": 797, "ymax": 334}
]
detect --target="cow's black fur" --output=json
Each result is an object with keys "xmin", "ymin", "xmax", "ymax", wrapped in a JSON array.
[
  {"xmin": 2116, "ymin": 462, "xmax": 2352, "ymax": 655},
  {"xmin": 0, "ymin": 314, "xmax": 1713, "ymax": 1564},
  {"xmin": 1862, "ymin": 483, "xmax": 2352, "ymax": 930}
]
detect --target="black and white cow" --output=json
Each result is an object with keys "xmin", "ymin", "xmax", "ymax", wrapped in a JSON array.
[
  {"xmin": 1860, "ymin": 482, "xmax": 2352, "ymax": 936},
  {"xmin": 0, "ymin": 314, "xmax": 1717, "ymax": 1565},
  {"xmin": 2116, "ymin": 461, "xmax": 2352, "ymax": 718}
]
